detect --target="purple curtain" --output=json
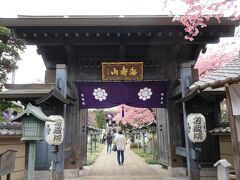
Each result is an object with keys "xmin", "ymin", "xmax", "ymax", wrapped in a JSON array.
[{"xmin": 74, "ymin": 81, "xmax": 169, "ymax": 109}]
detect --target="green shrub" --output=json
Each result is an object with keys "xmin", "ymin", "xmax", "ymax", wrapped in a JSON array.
[
  {"xmin": 131, "ymin": 147, "xmax": 158, "ymax": 164},
  {"xmin": 130, "ymin": 142, "xmax": 141, "ymax": 149},
  {"xmin": 86, "ymin": 143, "xmax": 105, "ymax": 165}
]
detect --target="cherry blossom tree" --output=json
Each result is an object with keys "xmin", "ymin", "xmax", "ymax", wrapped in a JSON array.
[
  {"xmin": 195, "ymin": 26, "xmax": 239, "ymax": 77},
  {"xmin": 88, "ymin": 110, "xmax": 98, "ymax": 127},
  {"xmin": 113, "ymin": 104, "xmax": 155, "ymax": 127},
  {"xmin": 164, "ymin": 0, "xmax": 239, "ymax": 41}
]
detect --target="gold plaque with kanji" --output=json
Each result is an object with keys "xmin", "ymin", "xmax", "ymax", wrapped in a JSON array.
[{"xmin": 102, "ymin": 62, "xmax": 143, "ymax": 81}]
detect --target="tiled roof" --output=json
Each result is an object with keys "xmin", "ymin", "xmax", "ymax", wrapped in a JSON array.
[
  {"xmin": 0, "ymin": 84, "xmax": 74, "ymax": 105},
  {"xmin": 189, "ymin": 58, "xmax": 240, "ymax": 91},
  {"xmin": 0, "ymin": 122, "xmax": 22, "ymax": 136},
  {"xmin": 209, "ymin": 127, "xmax": 231, "ymax": 135}
]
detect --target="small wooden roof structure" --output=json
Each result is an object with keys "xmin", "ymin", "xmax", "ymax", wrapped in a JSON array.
[
  {"xmin": 0, "ymin": 84, "xmax": 74, "ymax": 106},
  {"xmin": 187, "ymin": 57, "xmax": 240, "ymax": 178}
]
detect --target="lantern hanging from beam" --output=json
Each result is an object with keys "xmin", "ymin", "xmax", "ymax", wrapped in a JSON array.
[
  {"xmin": 45, "ymin": 115, "xmax": 64, "ymax": 145},
  {"xmin": 121, "ymin": 104, "xmax": 125, "ymax": 118},
  {"xmin": 187, "ymin": 113, "xmax": 206, "ymax": 143}
]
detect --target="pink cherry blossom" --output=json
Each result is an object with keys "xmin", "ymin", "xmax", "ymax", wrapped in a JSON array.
[
  {"xmin": 195, "ymin": 26, "xmax": 240, "ymax": 77},
  {"xmin": 165, "ymin": 0, "xmax": 239, "ymax": 40},
  {"xmin": 113, "ymin": 105, "xmax": 155, "ymax": 127}
]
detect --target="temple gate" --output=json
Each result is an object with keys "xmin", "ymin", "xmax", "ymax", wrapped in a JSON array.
[{"xmin": 0, "ymin": 15, "xmax": 237, "ymax": 179}]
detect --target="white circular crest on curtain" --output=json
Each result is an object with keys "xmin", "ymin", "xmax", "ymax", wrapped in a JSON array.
[
  {"xmin": 93, "ymin": 88, "xmax": 108, "ymax": 101},
  {"xmin": 138, "ymin": 87, "xmax": 152, "ymax": 101}
]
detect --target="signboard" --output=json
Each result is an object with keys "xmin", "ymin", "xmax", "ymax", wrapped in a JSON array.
[
  {"xmin": 102, "ymin": 62, "xmax": 143, "ymax": 81},
  {"xmin": 0, "ymin": 150, "xmax": 16, "ymax": 176},
  {"xmin": 187, "ymin": 113, "xmax": 207, "ymax": 143},
  {"xmin": 45, "ymin": 115, "xmax": 64, "ymax": 145}
]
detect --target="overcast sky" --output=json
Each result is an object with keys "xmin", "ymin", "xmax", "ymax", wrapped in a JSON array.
[{"xmin": 0, "ymin": 0, "xmax": 187, "ymax": 18}]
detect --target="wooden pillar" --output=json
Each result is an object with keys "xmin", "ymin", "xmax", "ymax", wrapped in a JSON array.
[
  {"xmin": 83, "ymin": 110, "xmax": 88, "ymax": 165},
  {"xmin": 52, "ymin": 64, "xmax": 67, "ymax": 180},
  {"xmin": 180, "ymin": 63, "xmax": 200, "ymax": 180},
  {"xmin": 79, "ymin": 109, "xmax": 88, "ymax": 169},
  {"xmin": 64, "ymin": 45, "xmax": 81, "ymax": 172},
  {"xmin": 152, "ymin": 133, "xmax": 155, "ymax": 158},
  {"xmin": 225, "ymin": 85, "xmax": 240, "ymax": 179},
  {"xmin": 156, "ymin": 108, "xmax": 171, "ymax": 167},
  {"xmin": 78, "ymin": 109, "xmax": 84, "ymax": 169}
]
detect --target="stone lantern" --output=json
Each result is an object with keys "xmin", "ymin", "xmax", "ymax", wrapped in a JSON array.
[
  {"xmin": 147, "ymin": 121, "xmax": 156, "ymax": 134},
  {"xmin": 13, "ymin": 103, "xmax": 52, "ymax": 141},
  {"xmin": 87, "ymin": 126, "xmax": 95, "ymax": 154},
  {"xmin": 147, "ymin": 121, "xmax": 157, "ymax": 156},
  {"xmin": 140, "ymin": 126, "xmax": 148, "ymax": 152},
  {"xmin": 12, "ymin": 103, "xmax": 52, "ymax": 180},
  {"xmin": 135, "ymin": 128, "xmax": 141, "ymax": 148},
  {"xmin": 93, "ymin": 128, "xmax": 100, "ymax": 150}
]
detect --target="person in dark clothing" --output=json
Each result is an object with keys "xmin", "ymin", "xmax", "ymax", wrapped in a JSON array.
[
  {"xmin": 102, "ymin": 134, "xmax": 106, "ymax": 144},
  {"xmin": 106, "ymin": 131, "xmax": 113, "ymax": 153}
]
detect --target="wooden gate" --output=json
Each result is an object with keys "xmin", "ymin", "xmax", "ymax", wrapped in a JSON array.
[{"xmin": 156, "ymin": 108, "xmax": 169, "ymax": 166}]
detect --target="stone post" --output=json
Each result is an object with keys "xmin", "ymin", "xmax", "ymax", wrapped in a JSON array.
[{"xmin": 214, "ymin": 159, "xmax": 232, "ymax": 180}]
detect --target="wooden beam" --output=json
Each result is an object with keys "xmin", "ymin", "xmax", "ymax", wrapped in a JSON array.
[
  {"xmin": 176, "ymin": 147, "xmax": 197, "ymax": 160},
  {"xmin": 225, "ymin": 85, "xmax": 240, "ymax": 179},
  {"xmin": 23, "ymin": 35, "xmax": 220, "ymax": 46}
]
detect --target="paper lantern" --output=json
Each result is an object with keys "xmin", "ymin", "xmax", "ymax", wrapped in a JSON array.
[
  {"xmin": 45, "ymin": 115, "xmax": 64, "ymax": 145},
  {"xmin": 187, "ymin": 113, "xmax": 206, "ymax": 143}
]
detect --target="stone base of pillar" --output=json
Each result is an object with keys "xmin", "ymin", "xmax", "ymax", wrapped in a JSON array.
[
  {"xmin": 64, "ymin": 169, "xmax": 79, "ymax": 178},
  {"xmin": 168, "ymin": 167, "xmax": 186, "ymax": 177}
]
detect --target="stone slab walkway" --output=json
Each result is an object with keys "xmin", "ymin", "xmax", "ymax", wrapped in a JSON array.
[
  {"xmin": 65, "ymin": 145, "xmax": 162, "ymax": 180},
  {"xmin": 35, "ymin": 145, "xmax": 216, "ymax": 180},
  {"xmin": 82, "ymin": 145, "xmax": 164, "ymax": 180}
]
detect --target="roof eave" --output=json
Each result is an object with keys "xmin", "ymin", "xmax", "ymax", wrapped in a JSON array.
[{"xmin": 0, "ymin": 16, "xmax": 238, "ymax": 27}]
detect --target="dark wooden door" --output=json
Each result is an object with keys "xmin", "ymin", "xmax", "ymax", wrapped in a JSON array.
[{"xmin": 156, "ymin": 108, "xmax": 169, "ymax": 166}]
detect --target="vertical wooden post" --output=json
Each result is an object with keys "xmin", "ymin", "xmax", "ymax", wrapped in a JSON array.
[
  {"xmin": 90, "ymin": 135, "xmax": 93, "ymax": 154},
  {"xmin": 143, "ymin": 133, "xmax": 146, "ymax": 153},
  {"xmin": 138, "ymin": 133, "xmax": 140, "ymax": 149},
  {"xmin": 152, "ymin": 133, "xmax": 155, "ymax": 158},
  {"xmin": 52, "ymin": 64, "xmax": 67, "ymax": 180},
  {"xmin": 225, "ymin": 85, "xmax": 240, "ymax": 179},
  {"xmin": 180, "ymin": 63, "xmax": 200, "ymax": 180},
  {"xmin": 94, "ymin": 135, "xmax": 97, "ymax": 151},
  {"xmin": 27, "ymin": 141, "xmax": 36, "ymax": 180}
]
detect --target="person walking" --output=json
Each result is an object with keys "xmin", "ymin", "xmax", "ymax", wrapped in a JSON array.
[
  {"xmin": 114, "ymin": 130, "xmax": 126, "ymax": 165},
  {"xmin": 106, "ymin": 131, "xmax": 113, "ymax": 153}
]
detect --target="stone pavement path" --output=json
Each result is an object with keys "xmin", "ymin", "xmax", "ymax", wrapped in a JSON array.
[
  {"xmin": 35, "ymin": 146, "xmax": 215, "ymax": 180},
  {"xmin": 73, "ymin": 145, "xmax": 165, "ymax": 180}
]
